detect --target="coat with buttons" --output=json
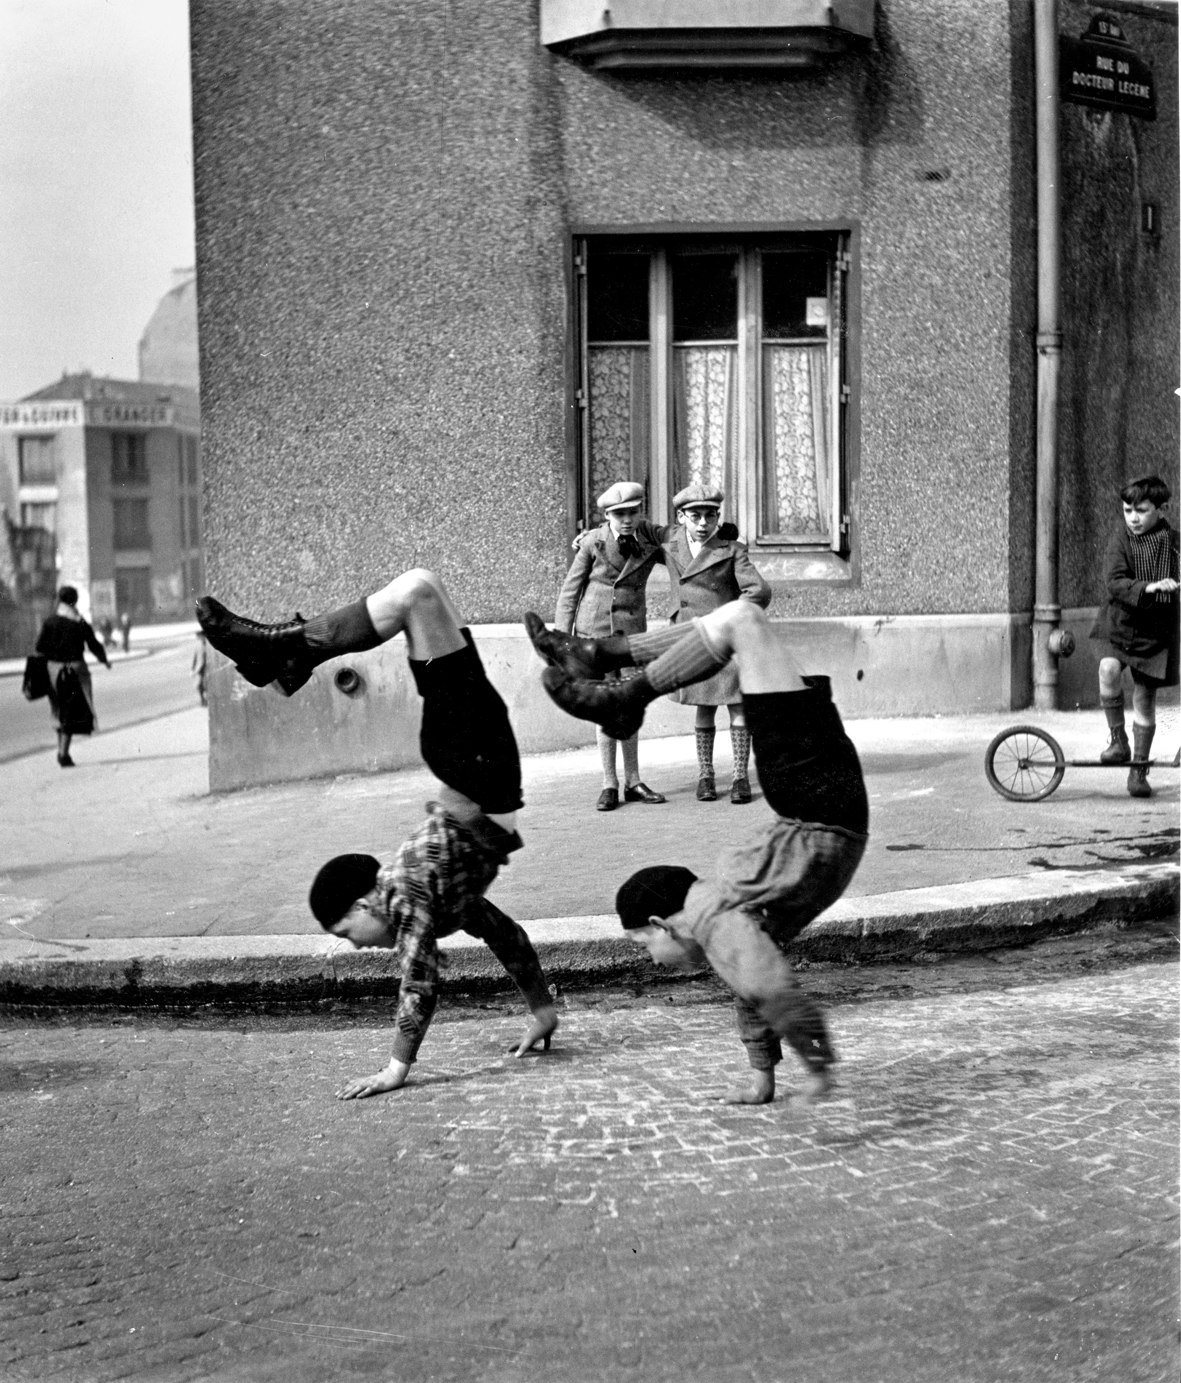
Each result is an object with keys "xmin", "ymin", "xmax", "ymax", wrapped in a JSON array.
[
  {"xmin": 662, "ymin": 528, "xmax": 772, "ymax": 705},
  {"xmin": 554, "ymin": 520, "xmax": 667, "ymax": 637}
]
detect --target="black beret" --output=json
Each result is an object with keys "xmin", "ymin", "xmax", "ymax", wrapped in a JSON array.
[
  {"xmin": 615, "ymin": 865, "xmax": 698, "ymax": 931},
  {"xmin": 309, "ymin": 853, "xmax": 381, "ymax": 928}
]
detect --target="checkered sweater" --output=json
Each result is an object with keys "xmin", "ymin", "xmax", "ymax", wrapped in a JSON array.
[{"xmin": 374, "ymin": 805, "xmax": 546, "ymax": 1064}]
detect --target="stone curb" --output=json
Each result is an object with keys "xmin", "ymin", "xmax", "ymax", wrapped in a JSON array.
[{"xmin": 0, "ymin": 864, "xmax": 1175, "ymax": 1007}]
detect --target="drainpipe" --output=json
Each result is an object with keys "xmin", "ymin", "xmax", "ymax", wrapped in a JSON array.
[{"xmin": 1031, "ymin": 0, "xmax": 1074, "ymax": 708}]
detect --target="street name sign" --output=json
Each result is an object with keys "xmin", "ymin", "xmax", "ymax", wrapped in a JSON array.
[{"xmin": 1060, "ymin": 13, "xmax": 1156, "ymax": 120}]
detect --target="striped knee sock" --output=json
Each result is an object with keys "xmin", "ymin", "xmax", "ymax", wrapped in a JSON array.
[
  {"xmin": 627, "ymin": 622, "xmax": 702, "ymax": 666},
  {"xmin": 643, "ymin": 622, "xmax": 729, "ymax": 695}
]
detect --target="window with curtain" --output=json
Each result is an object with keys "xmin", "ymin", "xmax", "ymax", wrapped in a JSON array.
[{"xmin": 575, "ymin": 234, "xmax": 849, "ymax": 553}]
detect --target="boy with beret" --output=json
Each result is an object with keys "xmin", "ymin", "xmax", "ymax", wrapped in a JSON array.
[
  {"xmin": 197, "ymin": 569, "xmax": 557, "ymax": 1098},
  {"xmin": 526, "ymin": 598, "xmax": 867, "ymax": 1105},
  {"xmin": 663, "ymin": 484, "xmax": 771, "ymax": 804},
  {"xmin": 1089, "ymin": 474, "xmax": 1179, "ymax": 798}
]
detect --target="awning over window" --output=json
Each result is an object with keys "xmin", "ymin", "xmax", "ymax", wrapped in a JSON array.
[{"xmin": 540, "ymin": 0, "xmax": 875, "ymax": 70}]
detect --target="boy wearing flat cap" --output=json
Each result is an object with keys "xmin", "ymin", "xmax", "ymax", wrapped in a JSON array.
[
  {"xmin": 553, "ymin": 481, "xmax": 669, "ymax": 811},
  {"xmin": 526, "ymin": 598, "xmax": 867, "ymax": 1106},
  {"xmin": 196, "ymin": 569, "xmax": 557, "ymax": 1098},
  {"xmin": 665, "ymin": 484, "xmax": 771, "ymax": 804}
]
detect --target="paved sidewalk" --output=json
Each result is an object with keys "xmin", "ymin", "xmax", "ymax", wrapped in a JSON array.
[{"xmin": 0, "ymin": 700, "xmax": 1177, "ymax": 1003}]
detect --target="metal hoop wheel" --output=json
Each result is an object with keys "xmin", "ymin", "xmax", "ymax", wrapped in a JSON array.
[{"xmin": 984, "ymin": 725, "xmax": 1066, "ymax": 802}]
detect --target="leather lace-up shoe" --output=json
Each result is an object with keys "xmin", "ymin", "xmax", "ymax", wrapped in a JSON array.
[
  {"xmin": 1100, "ymin": 727, "xmax": 1131, "ymax": 764},
  {"xmin": 696, "ymin": 774, "xmax": 717, "ymax": 802},
  {"xmin": 624, "ymin": 782, "xmax": 666, "ymax": 804},
  {"xmin": 730, "ymin": 778, "xmax": 752, "ymax": 805},
  {"xmin": 196, "ymin": 596, "xmax": 313, "ymax": 696},
  {"xmin": 524, "ymin": 613, "xmax": 607, "ymax": 680},
  {"xmin": 596, "ymin": 788, "xmax": 619, "ymax": 812},
  {"xmin": 540, "ymin": 666, "xmax": 652, "ymax": 741}
]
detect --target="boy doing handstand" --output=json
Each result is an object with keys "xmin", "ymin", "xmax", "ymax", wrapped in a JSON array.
[
  {"xmin": 526, "ymin": 600, "xmax": 868, "ymax": 1105},
  {"xmin": 197, "ymin": 571, "xmax": 558, "ymax": 1098}
]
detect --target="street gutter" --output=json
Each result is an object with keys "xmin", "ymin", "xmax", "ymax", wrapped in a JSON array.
[{"xmin": 0, "ymin": 863, "xmax": 1175, "ymax": 1007}]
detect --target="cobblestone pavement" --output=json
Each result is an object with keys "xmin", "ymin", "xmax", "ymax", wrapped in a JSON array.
[{"xmin": 1, "ymin": 936, "xmax": 1177, "ymax": 1383}]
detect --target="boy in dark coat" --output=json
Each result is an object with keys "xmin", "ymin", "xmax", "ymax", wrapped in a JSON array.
[
  {"xmin": 663, "ymin": 484, "xmax": 771, "ymax": 804},
  {"xmin": 1089, "ymin": 475, "xmax": 1180, "ymax": 797},
  {"xmin": 554, "ymin": 481, "xmax": 669, "ymax": 811},
  {"xmin": 196, "ymin": 569, "xmax": 557, "ymax": 1097},
  {"xmin": 526, "ymin": 598, "xmax": 867, "ymax": 1105}
]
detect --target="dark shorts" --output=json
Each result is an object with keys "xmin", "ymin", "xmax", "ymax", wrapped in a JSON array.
[
  {"xmin": 743, "ymin": 681, "xmax": 869, "ymax": 834},
  {"xmin": 409, "ymin": 631, "xmax": 523, "ymax": 814},
  {"xmin": 1090, "ymin": 638, "xmax": 1178, "ymax": 688}
]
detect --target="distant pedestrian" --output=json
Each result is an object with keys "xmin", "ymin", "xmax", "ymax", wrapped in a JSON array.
[
  {"xmin": 528, "ymin": 597, "xmax": 867, "ymax": 1106},
  {"xmin": 192, "ymin": 631, "xmax": 208, "ymax": 706},
  {"xmin": 98, "ymin": 615, "xmax": 115, "ymax": 649},
  {"xmin": 119, "ymin": 611, "xmax": 132, "ymax": 653},
  {"xmin": 34, "ymin": 585, "xmax": 110, "ymax": 767},
  {"xmin": 661, "ymin": 485, "xmax": 771, "ymax": 804},
  {"xmin": 1090, "ymin": 475, "xmax": 1179, "ymax": 797}
]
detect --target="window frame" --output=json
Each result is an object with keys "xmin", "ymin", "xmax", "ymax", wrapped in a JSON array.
[
  {"xmin": 17, "ymin": 435, "xmax": 57, "ymax": 486},
  {"xmin": 569, "ymin": 223, "xmax": 859, "ymax": 574},
  {"xmin": 110, "ymin": 431, "xmax": 148, "ymax": 486},
  {"xmin": 112, "ymin": 496, "xmax": 152, "ymax": 551}
]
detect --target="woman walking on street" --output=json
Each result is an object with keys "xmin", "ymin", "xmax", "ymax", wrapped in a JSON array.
[{"xmin": 34, "ymin": 586, "xmax": 110, "ymax": 767}]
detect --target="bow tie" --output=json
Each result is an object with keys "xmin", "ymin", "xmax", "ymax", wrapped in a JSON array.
[{"xmin": 617, "ymin": 535, "xmax": 639, "ymax": 558}]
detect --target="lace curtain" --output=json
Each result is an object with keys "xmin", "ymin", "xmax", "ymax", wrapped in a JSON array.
[
  {"xmin": 587, "ymin": 346, "xmax": 650, "ymax": 502},
  {"xmin": 672, "ymin": 346, "xmax": 737, "ymax": 500},
  {"xmin": 762, "ymin": 344, "xmax": 830, "ymax": 540}
]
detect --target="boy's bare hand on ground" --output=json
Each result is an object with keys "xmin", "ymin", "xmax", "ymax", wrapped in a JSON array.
[
  {"xmin": 336, "ymin": 1059, "xmax": 411, "ymax": 1100},
  {"xmin": 511, "ymin": 1004, "xmax": 559, "ymax": 1057}
]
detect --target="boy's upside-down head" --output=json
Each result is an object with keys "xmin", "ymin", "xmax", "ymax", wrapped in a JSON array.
[{"xmin": 310, "ymin": 852, "xmax": 391, "ymax": 948}]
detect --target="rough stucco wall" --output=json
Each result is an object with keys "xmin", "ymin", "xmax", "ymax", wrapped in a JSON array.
[
  {"xmin": 1056, "ymin": 3, "xmax": 1180, "ymax": 612},
  {"xmin": 1006, "ymin": 0, "xmax": 1038, "ymax": 619},
  {"xmin": 553, "ymin": 0, "xmax": 1020, "ymax": 618},
  {"xmin": 190, "ymin": 0, "xmax": 571, "ymax": 622},
  {"xmin": 191, "ymin": 0, "xmax": 1026, "ymax": 625}
]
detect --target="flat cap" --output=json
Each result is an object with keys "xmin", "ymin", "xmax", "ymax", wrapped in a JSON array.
[
  {"xmin": 597, "ymin": 480, "xmax": 645, "ymax": 512},
  {"xmin": 672, "ymin": 484, "xmax": 723, "ymax": 511}
]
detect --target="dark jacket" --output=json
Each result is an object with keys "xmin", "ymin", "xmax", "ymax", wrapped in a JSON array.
[
  {"xmin": 554, "ymin": 520, "xmax": 668, "ymax": 637},
  {"xmin": 663, "ymin": 529, "xmax": 771, "ymax": 622},
  {"xmin": 35, "ymin": 613, "xmax": 109, "ymax": 666},
  {"xmin": 1089, "ymin": 521, "xmax": 1179, "ymax": 682}
]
